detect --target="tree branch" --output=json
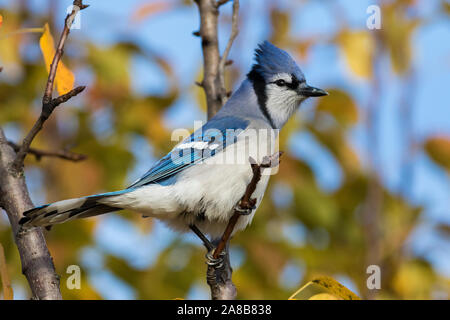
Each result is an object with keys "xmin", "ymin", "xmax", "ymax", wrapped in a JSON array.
[
  {"xmin": 0, "ymin": 0, "xmax": 89, "ymax": 300},
  {"xmin": 194, "ymin": 0, "xmax": 239, "ymax": 119},
  {"xmin": 218, "ymin": 0, "xmax": 239, "ymax": 95},
  {"xmin": 194, "ymin": 0, "xmax": 241, "ymax": 300},
  {"xmin": 12, "ymin": 2, "xmax": 88, "ymax": 172},
  {"xmin": 8, "ymin": 141, "xmax": 87, "ymax": 162},
  {"xmin": 207, "ymin": 152, "xmax": 283, "ymax": 300},
  {"xmin": 0, "ymin": 129, "xmax": 62, "ymax": 300}
]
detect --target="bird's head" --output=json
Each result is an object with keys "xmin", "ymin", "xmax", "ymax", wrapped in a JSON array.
[{"xmin": 247, "ymin": 41, "xmax": 327, "ymax": 128}]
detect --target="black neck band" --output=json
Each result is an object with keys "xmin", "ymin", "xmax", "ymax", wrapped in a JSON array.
[{"xmin": 247, "ymin": 68, "xmax": 275, "ymax": 129}]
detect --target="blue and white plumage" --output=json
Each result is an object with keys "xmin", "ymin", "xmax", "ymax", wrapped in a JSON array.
[{"xmin": 19, "ymin": 41, "xmax": 327, "ymax": 238}]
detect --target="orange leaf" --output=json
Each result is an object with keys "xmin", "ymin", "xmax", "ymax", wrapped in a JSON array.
[
  {"xmin": 131, "ymin": 2, "xmax": 172, "ymax": 23},
  {"xmin": 39, "ymin": 23, "xmax": 75, "ymax": 95},
  {"xmin": 424, "ymin": 136, "xmax": 450, "ymax": 171},
  {"xmin": 0, "ymin": 15, "xmax": 3, "ymax": 28}
]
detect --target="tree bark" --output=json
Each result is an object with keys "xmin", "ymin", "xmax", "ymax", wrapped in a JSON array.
[
  {"xmin": 0, "ymin": 130, "xmax": 62, "ymax": 299},
  {"xmin": 0, "ymin": 0, "xmax": 88, "ymax": 299}
]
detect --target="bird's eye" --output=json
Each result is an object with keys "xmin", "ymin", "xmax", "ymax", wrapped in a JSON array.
[{"xmin": 274, "ymin": 79, "xmax": 286, "ymax": 87}]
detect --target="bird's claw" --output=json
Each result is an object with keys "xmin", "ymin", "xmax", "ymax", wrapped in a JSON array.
[
  {"xmin": 205, "ymin": 250, "xmax": 226, "ymax": 269},
  {"xmin": 234, "ymin": 201, "xmax": 256, "ymax": 215}
]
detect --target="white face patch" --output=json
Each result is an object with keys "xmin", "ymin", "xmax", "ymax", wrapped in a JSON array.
[{"xmin": 264, "ymin": 73, "xmax": 304, "ymax": 128}]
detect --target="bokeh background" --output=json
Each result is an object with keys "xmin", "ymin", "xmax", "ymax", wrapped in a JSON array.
[{"xmin": 0, "ymin": 0, "xmax": 449, "ymax": 299}]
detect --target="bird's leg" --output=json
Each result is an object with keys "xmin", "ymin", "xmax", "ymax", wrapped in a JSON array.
[
  {"xmin": 189, "ymin": 224, "xmax": 227, "ymax": 268},
  {"xmin": 190, "ymin": 224, "xmax": 214, "ymax": 251}
]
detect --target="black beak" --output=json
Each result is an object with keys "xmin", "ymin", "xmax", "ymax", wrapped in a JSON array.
[{"xmin": 299, "ymin": 85, "xmax": 328, "ymax": 97}]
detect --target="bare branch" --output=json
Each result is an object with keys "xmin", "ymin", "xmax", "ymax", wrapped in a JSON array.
[
  {"xmin": 13, "ymin": 2, "xmax": 88, "ymax": 171},
  {"xmin": 0, "ymin": 0, "xmax": 89, "ymax": 300},
  {"xmin": 206, "ymin": 152, "xmax": 283, "ymax": 300},
  {"xmin": 8, "ymin": 141, "xmax": 87, "ymax": 162},
  {"xmin": 218, "ymin": 0, "xmax": 239, "ymax": 92},
  {"xmin": 194, "ymin": 0, "xmax": 222, "ymax": 119},
  {"xmin": 49, "ymin": 86, "xmax": 86, "ymax": 110},
  {"xmin": 194, "ymin": 0, "xmax": 241, "ymax": 300},
  {"xmin": 194, "ymin": 0, "xmax": 239, "ymax": 119}
]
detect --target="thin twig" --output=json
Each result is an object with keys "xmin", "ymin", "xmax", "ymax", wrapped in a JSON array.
[
  {"xmin": 218, "ymin": 0, "xmax": 239, "ymax": 97},
  {"xmin": 13, "ymin": 2, "xmax": 88, "ymax": 171},
  {"xmin": 8, "ymin": 141, "xmax": 87, "ymax": 162}
]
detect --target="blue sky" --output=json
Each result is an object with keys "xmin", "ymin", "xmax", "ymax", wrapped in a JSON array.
[{"xmin": 1, "ymin": 0, "xmax": 449, "ymax": 299}]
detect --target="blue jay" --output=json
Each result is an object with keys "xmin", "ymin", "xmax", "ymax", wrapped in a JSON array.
[{"xmin": 19, "ymin": 41, "xmax": 327, "ymax": 243}]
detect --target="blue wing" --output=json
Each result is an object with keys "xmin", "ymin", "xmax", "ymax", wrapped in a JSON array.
[{"xmin": 128, "ymin": 116, "xmax": 249, "ymax": 188}]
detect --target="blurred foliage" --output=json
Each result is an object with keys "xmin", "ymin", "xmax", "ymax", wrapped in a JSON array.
[{"xmin": 0, "ymin": 0, "xmax": 449, "ymax": 300}]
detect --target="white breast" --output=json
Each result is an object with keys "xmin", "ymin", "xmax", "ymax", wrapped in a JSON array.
[{"xmin": 101, "ymin": 127, "xmax": 278, "ymax": 238}]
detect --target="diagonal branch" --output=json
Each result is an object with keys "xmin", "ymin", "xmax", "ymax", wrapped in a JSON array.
[
  {"xmin": 212, "ymin": 152, "xmax": 283, "ymax": 259},
  {"xmin": 207, "ymin": 152, "xmax": 283, "ymax": 300},
  {"xmin": 12, "ymin": 1, "xmax": 88, "ymax": 172}
]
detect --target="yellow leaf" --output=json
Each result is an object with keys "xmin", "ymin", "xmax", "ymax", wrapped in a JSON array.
[
  {"xmin": 337, "ymin": 30, "xmax": 374, "ymax": 79},
  {"xmin": 315, "ymin": 89, "xmax": 359, "ymax": 126},
  {"xmin": 289, "ymin": 276, "xmax": 360, "ymax": 300},
  {"xmin": 380, "ymin": 3, "xmax": 419, "ymax": 74},
  {"xmin": 309, "ymin": 293, "xmax": 339, "ymax": 300},
  {"xmin": 39, "ymin": 23, "xmax": 74, "ymax": 95}
]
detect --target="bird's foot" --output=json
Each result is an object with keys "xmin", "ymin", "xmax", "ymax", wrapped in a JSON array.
[
  {"xmin": 206, "ymin": 249, "xmax": 227, "ymax": 269},
  {"xmin": 234, "ymin": 199, "xmax": 256, "ymax": 215}
]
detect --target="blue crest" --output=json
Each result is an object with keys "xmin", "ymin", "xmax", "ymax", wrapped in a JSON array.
[{"xmin": 251, "ymin": 41, "xmax": 305, "ymax": 81}]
